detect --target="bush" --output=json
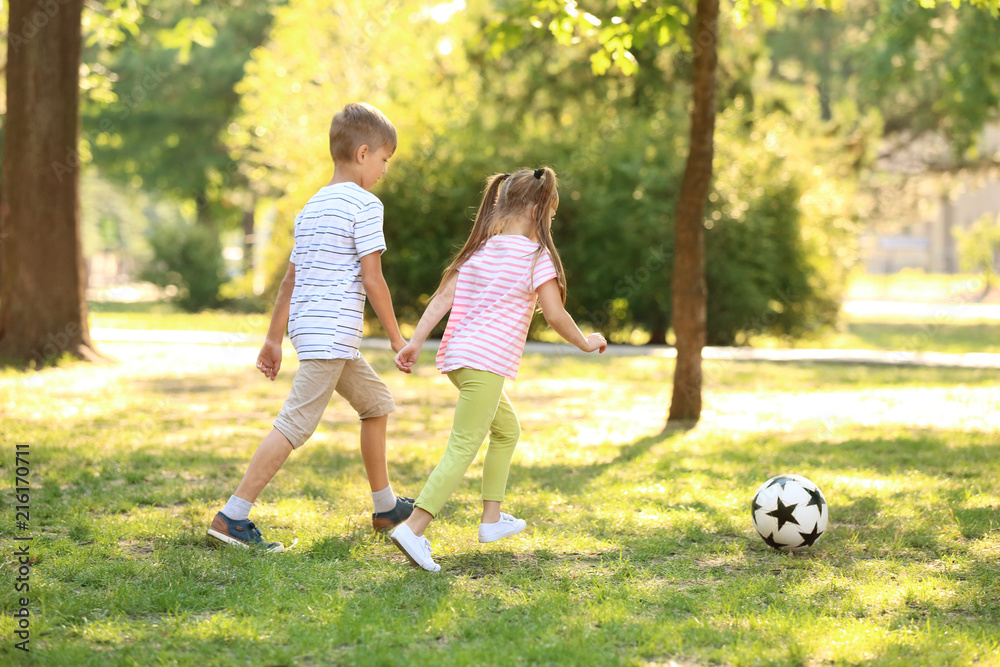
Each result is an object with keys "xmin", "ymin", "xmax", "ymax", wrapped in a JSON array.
[
  {"xmin": 258, "ymin": 48, "xmax": 852, "ymax": 346},
  {"xmin": 142, "ymin": 221, "xmax": 225, "ymax": 312}
]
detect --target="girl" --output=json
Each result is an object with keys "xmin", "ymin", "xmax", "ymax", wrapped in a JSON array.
[{"xmin": 390, "ymin": 167, "xmax": 607, "ymax": 572}]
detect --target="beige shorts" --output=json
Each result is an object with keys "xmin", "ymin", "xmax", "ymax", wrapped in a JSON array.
[{"xmin": 273, "ymin": 355, "xmax": 395, "ymax": 449}]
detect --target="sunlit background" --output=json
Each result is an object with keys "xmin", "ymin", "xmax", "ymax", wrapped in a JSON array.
[{"xmin": 2, "ymin": 0, "xmax": 995, "ymax": 346}]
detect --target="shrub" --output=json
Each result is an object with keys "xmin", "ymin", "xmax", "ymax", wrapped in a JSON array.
[{"xmin": 142, "ymin": 221, "xmax": 225, "ymax": 312}]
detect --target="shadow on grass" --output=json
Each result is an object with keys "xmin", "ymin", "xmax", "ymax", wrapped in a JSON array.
[
  {"xmin": 951, "ymin": 507, "xmax": 998, "ymax": 539},
  {"xmin": 689, "ymin": 427, "xmax": 1000, "ymax": 482},
  {"xmin": 133, "ymin": 375, "xmax": 248, "ymax": 395},
  {"xmin": 510, "ymin": 424, "xmax": 693, "ymax": 495}
]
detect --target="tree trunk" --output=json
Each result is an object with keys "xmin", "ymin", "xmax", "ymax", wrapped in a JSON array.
[
  {"xmin": 242, "ymin": 206, "xmax": 255, "ymax": 274},
  {"xmin": 0, "ymin": 0, "xmax": 97, "ymax": 365},
  {"xmin": 667, "ymin": 0, "xmax": 718, "ymax": 423}
]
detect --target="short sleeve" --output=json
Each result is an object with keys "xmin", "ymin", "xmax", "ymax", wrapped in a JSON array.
[
  {"xmin": 354, "ymin": 200, "xmax": 387, "ymax": 258},
  {"xmin": 530, "ymin": 249, "xmax": 558, "ymax": 292},
  {"xmin": 288, "ymin": 213, "xmax": 300, "ymax": 263}
]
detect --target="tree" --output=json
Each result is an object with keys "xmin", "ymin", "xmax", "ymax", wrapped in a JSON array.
[
  {"xmin": 84, "ymin": 0, "xmax": 278, "ymax": 227},
  {"xmin": 489, "ymin": 0, "xmax": 717, "ymax": 423},
  {"xmin": 954, "ymin": 212, "xmax": 1000, "ymax": 299},
  {"xmin": 490, "ymin": 0, "xmax": 999, "ymax": 425},
  {"xmin": 0, "ymin": 0, "xmax": 230, "ymax": 361},
  {"xmin": 668, "ymin": 0, "xmax": 718, "ymax": 421},
  {"xmin": 0, "ymin": 0, "xmax": 95, "ymax": 365}
]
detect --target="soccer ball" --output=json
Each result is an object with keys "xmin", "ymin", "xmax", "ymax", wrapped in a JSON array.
[{"xmin": 751, "ymin": 474, "xmax": 828, "ymax": 552}]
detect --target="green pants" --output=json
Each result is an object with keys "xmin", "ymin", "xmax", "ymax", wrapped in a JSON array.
[{"xmin": 415, "ymin": 368, "xmax": 521, "ymax": 517}]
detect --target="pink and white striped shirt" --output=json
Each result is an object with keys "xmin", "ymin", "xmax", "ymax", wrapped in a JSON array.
[{"xmin": 436, "ymin": 235, "xmax": 558, "ymax": 380}]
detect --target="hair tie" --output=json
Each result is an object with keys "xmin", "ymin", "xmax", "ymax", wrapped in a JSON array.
[
  {"xmin": 502, "ymin": 173, "xmax": 510, "ymax": 179},
  {"xmin": 533, "ymin": 169, "xmax": 544, "ymax": 179}
]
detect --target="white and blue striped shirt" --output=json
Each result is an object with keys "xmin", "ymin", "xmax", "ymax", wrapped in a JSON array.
[{"xmin": 288, "ymin": 182, "xmax": 386, "ymax": 360}]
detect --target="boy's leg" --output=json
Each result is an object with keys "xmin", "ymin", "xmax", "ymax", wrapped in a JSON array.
[
  {"xmin": 359, "ymin": 414, "xmax": 390, "ymax": 492},
  {"xmin": 234, "ymin": 428, "xmax": 294, "ymax": 502},
  {"xmin": 335, "ymin": 355, "xmax": 412, "ymax": 529},
  {"xmin": 209, "ymin": 360, "xmax": 343, "ymax": 550}
]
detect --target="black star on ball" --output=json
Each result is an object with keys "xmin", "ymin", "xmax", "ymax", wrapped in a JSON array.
[
  {"xmin": 804, "ymin": 486, "xmax": 826, "ymax": 512},
  {"xmin": 767, "ymin": 476, "xmax": 794, "ymax": 490},
  {"xmin": 751, "ymin": 496, "xmax": 763, "ymax": 514},
  {"xmin": 761, "ymin": 531, "xmax": 785, "ymax": 550},
  {"xmin": 796, "ymin": 523, "xmax": 824, "ymax": 548},
  {"xmin": 766, "ymin": 497, "xmax": 800, "ymax": 531}
]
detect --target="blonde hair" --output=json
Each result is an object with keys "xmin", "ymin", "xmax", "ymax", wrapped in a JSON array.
[
  {"xmin": 435, "ymin": 167, "xmax": 567, "ymax": 303},
  {"xmin": 328, "ymin": 102, "xmax": 397, "ymax": 163}
]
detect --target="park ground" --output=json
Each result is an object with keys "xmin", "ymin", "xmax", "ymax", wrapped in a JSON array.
[{"xmin": 1, "ymin": 272, "xmax": 998, "ymax": 666}]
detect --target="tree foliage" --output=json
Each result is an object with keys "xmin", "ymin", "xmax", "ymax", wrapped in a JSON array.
[
  {"xmin": 954, "ymin": 212, "xmax": 1000, "ymax": 296},
  {"xmin": 232, "ymin": 0, "xmax": 853, "ymax": 348},
  {"xmin": 8, "ymin": 0, "xmax": 997, "ymax": 366},
  {"xmin": 82, "ymin": 0, "xmax": 280, "ymax": 229},
  {"xmin": 768, "ymin": 0, "xmax": 1000, "ymax": 162}
]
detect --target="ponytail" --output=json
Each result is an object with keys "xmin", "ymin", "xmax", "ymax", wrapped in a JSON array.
[
  {"xmin": 432, "ymin": 173, "xmax": 509, "ymax": 299},
  {"xmin": 527, "ymin": 167, "xmax": 567, "ymax": 305},
  {"xmin": 433, "ymin": 166, "xmax": 567, "ymax": 304}
]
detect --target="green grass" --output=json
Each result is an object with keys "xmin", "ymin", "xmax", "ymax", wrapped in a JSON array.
[
  {"xmin": 89, "ymin": 301, "xmax": 270, "ymax": 335},
  {"xmin": 1, "ymin": 342, "xmax": 998, "ymax": 666},
  {"xmin": 845, "ymin": 271, "xmax": 986, "ymax": 302},
  {"xmin": 90, "ymin": 298, "xmax": 1000, "ymax": 355},
  {"xmin": 821, "ymin": 321, "xmax": 1000, "ymax": 355},
  {"xmin": 745, "ymin": 320, "xmax": 1000, "ymax": 355}
]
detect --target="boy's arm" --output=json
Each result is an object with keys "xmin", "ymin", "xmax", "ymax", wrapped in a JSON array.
[
  {"xmin": 257, "ymin": 262, "xmax": 296, "ymax": 381},
  {"xmin": 537, "ymin": 280, "xmax": 607, "ymax": 353},
  {"xmin": 360, "ymin": 251, "xmax": 407, "ymax": 353},
  {"xmin": 393, "ymin": 272, "xmax": 457, "ymax": 374}
]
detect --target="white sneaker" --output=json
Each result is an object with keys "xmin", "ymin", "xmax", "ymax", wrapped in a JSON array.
[
  {"xmin": 478, "ymin": 513, "xmax": 527, "ymax": 543},
  {"xmin": 389, "ymin": 523, "xmax": 441, "ymax": 572}
]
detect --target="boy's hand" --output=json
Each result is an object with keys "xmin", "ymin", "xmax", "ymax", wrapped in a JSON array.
[
  {"xmin": 256, "ymin": 339, "xmax": 283, "ymax": 380},
  {"xmin": 390, "ymin": 337, "xmax": 407, "ymax": 354},
  {"xmin": 584, "ymin": 333, "xmax": 608, "ymax": 354},
  {"xmin": 394, "ymin": 342, "xmax": 421, "ymax": 374}
]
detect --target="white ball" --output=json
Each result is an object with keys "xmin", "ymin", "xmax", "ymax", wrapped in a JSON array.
[{"xmin": 751, "ymin": 474, "xmax": 828, "ymax": 552}]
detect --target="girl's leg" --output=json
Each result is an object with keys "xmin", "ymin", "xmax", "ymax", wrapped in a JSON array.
[
  {"xmin": 480, "ymin": 390, "xmax": 520, "ymax": 523},
  {"xmin": 407, "ymin": 368, "xmax": 505, "ymax": 535},
  {"xmin": 481, "ymin": 500, "xmax": 502, "ymax": 524},
  {"xmin": 405, "ymin": 507, "xmax": 435, "ymax": 536}
]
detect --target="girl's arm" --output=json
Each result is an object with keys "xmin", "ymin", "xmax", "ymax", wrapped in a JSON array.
[
  {"xmin": 394, "ymin": 272, "xmax": 459, "ymax": 374},
  {"xmin": 537, "ymin": 280, "xmax": 607, "ymax": 353}
]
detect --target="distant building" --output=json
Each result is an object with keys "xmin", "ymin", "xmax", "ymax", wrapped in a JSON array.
[{"xmin": 862, "ymin": 125, "xmax": 1000, "ymax": 274}]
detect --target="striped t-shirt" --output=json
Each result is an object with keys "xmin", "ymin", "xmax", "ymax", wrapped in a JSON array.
[
  {"xmin": 287, "ymin": 182, "xmax": 387, "ymax": 360},
  {"xmin": 436, "ymin": 235, "xmax": 558, "ymax": 379}
]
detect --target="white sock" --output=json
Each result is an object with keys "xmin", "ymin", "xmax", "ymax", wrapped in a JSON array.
[
  {"xmin": 371, "ymin": 485, "xmax": 396, "ymax": 514},
  {"xmin": 222, "ymin": 495, "xmax": 253, "ymax": 521}
]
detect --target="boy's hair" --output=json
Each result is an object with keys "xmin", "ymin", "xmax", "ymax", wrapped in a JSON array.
[
  {"xmin": 328, "ymin": 102, "xmax": 397, "ymax": 164},
  {"xmin": 436, "ymin": 167, "xmax": 567, "ymax": 304}
]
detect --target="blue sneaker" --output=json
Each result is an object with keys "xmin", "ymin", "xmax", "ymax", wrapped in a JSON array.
[
  {"xmin": 372, "ymin": 496, "xmax": 415, "ymax": 532},
  {"xmin": 207, "ymin": 512, "xmax": 284, "ymax": 553}
]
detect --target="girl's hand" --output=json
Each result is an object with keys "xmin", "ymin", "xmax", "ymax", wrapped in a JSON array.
[
  {"xmin": 584, "ymin": 333, "xmax": 607, "ymax": 354},
  {"xmin": 394, "ymin": 342, "xmax": 421, "ymax": 374}
]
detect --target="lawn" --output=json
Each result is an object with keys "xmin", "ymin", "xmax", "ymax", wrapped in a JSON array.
[
  {"xmin": 88, "ymin": 297, "xmax": 1000, "ymax": 355},
  {"xmin": 1, "ymin": 337, "xmax": 998, "ymax": 666}
]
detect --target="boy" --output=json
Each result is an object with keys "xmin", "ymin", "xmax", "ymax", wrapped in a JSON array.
[{"xmin": 207, "ymin": 102, "xmax": 412, "ymax": 552}]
